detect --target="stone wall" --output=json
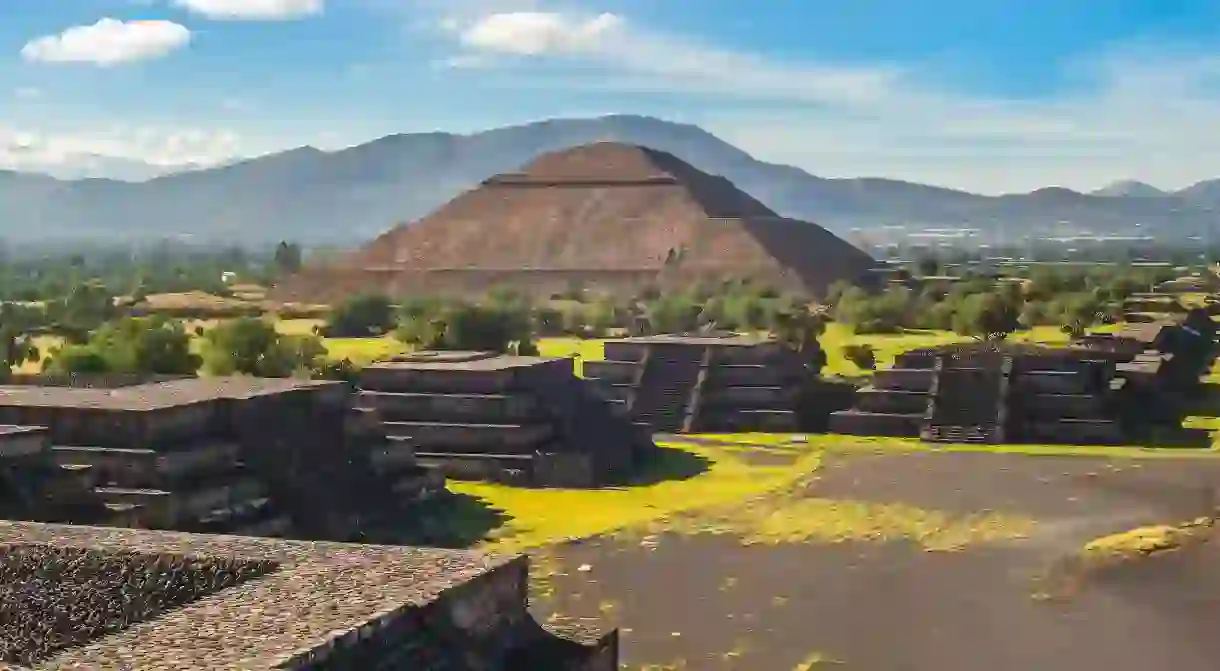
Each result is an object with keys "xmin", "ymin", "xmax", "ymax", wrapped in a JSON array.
[
  {"xmin": 361, "ymin": 391, "xmax": 538, "ymax": 423},
  {"xmin": 853, "ymin": 388, "xmax": 928, "ymax": 414},
  {"xmin": 1019, "ymin": 393, "xmax": 1108, "ymax": 420},
  {"xmin": 700, "ymin": 384, "xmax": 791, "ymax": 406},
  {"xmin": 872, "ymin": 369, "xmax": 936, "ymax": 391},
  {"xmin": 414, "ymin": 452, "xmax": 533, "ymax": 484},
  {"xmin": 582, "ymin": 360, "xmax": 639, "ymax": 384},
  {"xmin": 0, "ymin": 429, "xmax": 46, "ymax": 459},
  {"xmin": 360, "ymin": 367, "xmax": 517, "ymax": 394},
  {"xmin": 1013, "ymin": 372, "xmax": 1093, "ymax": 394},
  {"xmin": 1023, "ymin": 419, "xmax": 1122, "ymax": 445},
  {"xmin": 829, "ymin": 410, "xmax": 922, "ymax": 436},
  {"xmin": 407, "ymin": 423, "xmax": 554, "ymax": 453},
  {"xmin": 0, "ymin": 406, "xmax": 145, "ymax": 449},
  {"xmin": 705, "ymin": 364, "xmax": 789, "ymax": 387},
  {"xmin": 534, "ymin": 452, "xmax": 596, "ymax": 489},
  {"xmin": 601, "ymin": 342, "xmax": 649, "ymax": 363}
]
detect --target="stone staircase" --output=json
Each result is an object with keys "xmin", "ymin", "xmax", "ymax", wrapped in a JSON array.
[
  {"xmin": 920, "ymin": 357, "xmax": 1005, "ymax": 444},
  {"xmin": 629, "ymin": 345, "xmax": 706, "ymax": 433}
]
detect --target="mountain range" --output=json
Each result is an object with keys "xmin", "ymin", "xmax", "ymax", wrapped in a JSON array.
[{"xmin": 5, "ymin": 114, "xmax": 1220, "ymax": 247}]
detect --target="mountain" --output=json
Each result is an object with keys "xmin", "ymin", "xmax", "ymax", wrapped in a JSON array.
[
  {"xmin": 1091, "ymin": 180, "xmax": 1168, "ymax": 198},
  {"xmin": 1, "ymin": 114, "xmax": 1219, "ymax": 246}
]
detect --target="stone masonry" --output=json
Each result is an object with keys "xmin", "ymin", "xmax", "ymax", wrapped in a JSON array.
[
  {"xmin": 0, "ymin": 375, "xmax": 444, "ymax": 541},
  {"xmin": 583, "ymin": 333, "xmax": 808, "ymax": 434},
  {"xmin": 357, "ymin": 351, "xmax": 653, "ymax": 487},
  {"xmin": 0, "ymin": 521, "xmax": 617, "ymax": 670},
  {"xmin": 830, "ymin": 319, "xmax": 1215, "ymax": 445}
]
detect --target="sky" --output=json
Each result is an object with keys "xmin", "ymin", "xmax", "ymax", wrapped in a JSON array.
[{"xmin": 5, "ymin": 0, "xmax": 1220, "ymax": 193}]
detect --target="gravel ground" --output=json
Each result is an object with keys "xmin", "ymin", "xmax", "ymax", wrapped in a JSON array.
[{"xmin": 534, "ymin": 450, "xmax": 1220, "ymax": 671}]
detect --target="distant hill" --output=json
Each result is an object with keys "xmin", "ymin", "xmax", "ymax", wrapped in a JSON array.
[
  {"xmin": 1091, "ymin": 180, "xmax": 1168, "ymax": 198},
  {"xmin": 3, "ymin": 114, "xmax": 1220, "ymax": 245}
]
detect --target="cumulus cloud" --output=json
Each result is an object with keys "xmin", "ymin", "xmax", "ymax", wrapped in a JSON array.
[
  {"xmin": 457, "ymin": 11, "xmax": 622, "ymax": 56},
  {"xmin": 172, "ymin": 0, "xmax": 324, "ymax": 20},
  {"xmin": 21, "ymin": 19, "xmax": 190, "ymax": 66},
  {"xmin": 443, "ymin": 11, "xmax": 897, "ymax": 105}
]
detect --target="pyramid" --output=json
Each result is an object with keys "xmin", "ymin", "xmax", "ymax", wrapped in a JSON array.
[{"xmin": 275, "ymin": 142, "xmax": 877, "ymax": 301}]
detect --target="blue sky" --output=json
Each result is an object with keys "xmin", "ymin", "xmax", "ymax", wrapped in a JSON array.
[{"xmin": 4, "ymin": 0, "xmax": 1220, "ymax": 192}]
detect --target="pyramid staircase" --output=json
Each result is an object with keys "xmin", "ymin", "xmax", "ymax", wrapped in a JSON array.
[
  {"xmin": 629, "ymin": 345, "xmax": 706, "ymax": 434},
  {"xmin": 920, "ymin": 355, "xmax": 1008, "ymax": 444}
]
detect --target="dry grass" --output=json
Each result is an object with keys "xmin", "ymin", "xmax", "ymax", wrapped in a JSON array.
[
  {"xmin": 1082, "ymin": 518, "xmax": 1214, "ymax": 559},
  {"xmin": 453, "ymin": 437, "xmax": 1033, "ymax": 557}
]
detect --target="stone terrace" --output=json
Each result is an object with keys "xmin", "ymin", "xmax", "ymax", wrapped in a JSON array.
[
  {"xmin": 584, "ymin": 333, "xmax": 808, "ymax": 434},
  {"xmin": 358, "ymin": 351, "xmax": 650, "ymax": 487},
  {"xmin": 3, "ymin": 521, "xmax": 616, "ymax": 670},
  {"xmin": 0, "ymin": 376, "xmax": 338, "ymax": 411},
  {"xmin": 0, "ymin": 376, "xmax": 443, "ymax": 540}
]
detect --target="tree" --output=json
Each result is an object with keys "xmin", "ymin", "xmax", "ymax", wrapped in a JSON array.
[
  {"xmin": 773, "ymin": 307, "xmax": 828, "ymax": 376},
  {"xmin": 953, "ymin": 292, "xmax": 1020, "ymax": 341},
  {"xmin": 916, "ymin": 256, "xmax": 940, "ymax": 277},
  {"xmin": 46, "ymin": 280, "xmax": 118, "ymax": 343},
  {"xmin": 202, "ymin": 317, "xmax": 326, "ymax": 377},
  {"xmin": 273, "ymin": 241, "xmax": 302, "ymax": 275},
  {"xmin": 43, "ymin": 316, "xmax": 201, "ymax": 375},
  {"xmin": 393, "ymin": 300, "xmax": 538, "ymax": 354},
  {"xmin": 323, "ymin": 294, "xmax": 396, "ymax": 337},
  {"xmin": 841, "ymin": 343, "xmax": 877, "ymax": 370}
]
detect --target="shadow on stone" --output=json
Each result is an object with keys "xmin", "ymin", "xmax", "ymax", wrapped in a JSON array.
[
  {"xmin": 617, "ymin": 445, "xmax": 712, "ymax": 486},
  {"xmin": 1132, "ymin": 425, "xmax": 1214, "ymax": 449}
]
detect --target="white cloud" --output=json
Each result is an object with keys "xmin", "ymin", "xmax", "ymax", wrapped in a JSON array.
[
  {"xmin": 424, "ymin": 8, "xmax": 1220, "ymax": 193},
  {"xmin": 173, "ymin": 0, "xmax": 324, "ymax": 20},
  {"xmin": 458, "ymin": 11, "xmax": 622, "ymax": 56},
  {"xmin": 21, "ymin": 19, "xmax": 190, "ymax": 66},
  {"xmin": 444, "ymin": 11, "xmax": 896, "ymax": 105},
  {"xmin": 0, "ymin": 124, "xmax": 244, "ymax": 179}
]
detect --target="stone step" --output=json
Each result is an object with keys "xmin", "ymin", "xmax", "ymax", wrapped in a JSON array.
[{"xmin": 381, "ymin": 421, "xmax": 553, "ymax": 451}]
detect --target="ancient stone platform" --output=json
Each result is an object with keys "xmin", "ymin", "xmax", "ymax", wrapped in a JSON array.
[
  {"xmin": 357, "ymin": 351, "xmax": 652, "ymax": 487},
  {"xmin": 830, "ymin": 318, "xmax": 1215, "ymax": 445},
  {"xmin": 583, "ymin": 333, "xmax": 808, "ymax": 434},
  {"xmin": 0, "ymin": 521, "xmax": 617, "ymax": 670},
  {"xmin": 0, "ymin": 375, "xmax": 444, "ymax": 540}
]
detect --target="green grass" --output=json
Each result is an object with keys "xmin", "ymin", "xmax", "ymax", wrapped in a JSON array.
[{"xmin": 448, "ymin": 439, "xmax": 823, "ymax": 555}]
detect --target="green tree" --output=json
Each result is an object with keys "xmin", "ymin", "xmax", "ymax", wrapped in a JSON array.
[
  {"xmin": 202, "ymin": 317, "xmax": 326, "ymax": 377},
  {"xmin": 90, "ymin": 316, "xmax": 201, "ymax": 375},
  {"xmin": 841, "ymin": 343, "xmax": 877, "ymax": 370},
  {"xmin": 273, "ymin": 241, "xmax": 303, "ymax": 275},
  {"xmin": 773, "ymin": 307, "xmax": 828, "ymax": 375},
  {"xmin": 46, "ymin": 280, "xmax": 118, "ymax": 343},
  {"xmin": 323, "ymin": 294, "xmax": 396, "ymax": 337}
]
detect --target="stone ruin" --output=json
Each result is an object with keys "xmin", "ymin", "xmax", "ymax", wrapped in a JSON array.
[
  {"xmin": 830, "ymin": 319, "xmax": 1216, "ymax": 445},
  {"xmin": 0, "ymin": 375, "xmax": 444, "ymax": 541},
  {"xmin": 0, "ymin": 521, "xmax": 617, "ymax": 670},
  {"xmin": 583, "ymin": 333, "xmax": 809, "ymax": 434},
  {"xmin": 1122, "ymin": 292, "xmax": 1190, "ymax": 323},
  {"xmin": 356, "ymin": 351, "xmax": 654, "ymax": 487}
]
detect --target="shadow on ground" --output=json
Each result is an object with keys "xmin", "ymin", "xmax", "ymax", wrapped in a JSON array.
[
  {"xmin": 381, "ymin": 492, "xmax": 511, "ymax": 549},
  {"xmin": 616, "ymin": 445, "xmax": 712, "ymax": 486}
]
